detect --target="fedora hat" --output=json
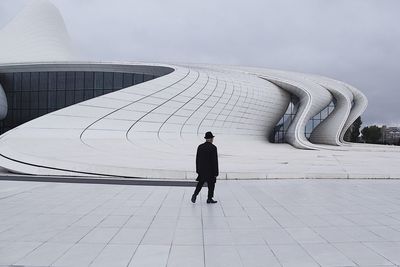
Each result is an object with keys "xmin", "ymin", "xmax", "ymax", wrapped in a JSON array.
[{"xmin": 204, "ymin": 131, "xmax": 215, "ymax": 139}]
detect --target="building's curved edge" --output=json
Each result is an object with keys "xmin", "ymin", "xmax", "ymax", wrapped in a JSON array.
[
  {"xmin": 0, "ymin": 83, "xmax": 7, "ymax": 120},
  {"xmin": 229, "ymin": 66, "xmax": 366, "ymax": 149},
  {"xmin": 0, "ymin": 0, "xmax": 75, "ymax": 63},
  {"xmin": 307, "ymin": 77, "xmax": 353, "ymax": 146},
  {"xmin": 255, "ymin": 73, "xmax": 332, "ymax": 150},
  {"xmin": 0, "ymin": 61, "xmax": 175, "ymax": 76},
  {"xmin": 340, "ymin": 83, "xmax": 368, "ymax": 143}
]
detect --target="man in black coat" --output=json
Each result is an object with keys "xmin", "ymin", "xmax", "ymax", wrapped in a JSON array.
[{"xmin": 191, "ymin": 131, "xmax": 219, "ymax": 204}]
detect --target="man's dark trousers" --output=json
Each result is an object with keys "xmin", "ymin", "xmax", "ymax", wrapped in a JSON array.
[{"xmin": 193, "ymin": 180, "xmax": 215, "ymax": 199}]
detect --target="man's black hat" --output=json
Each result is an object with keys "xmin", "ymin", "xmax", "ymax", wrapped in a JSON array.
[{"xmin": 204, "ymin": 131, "xmax": 215, "ymax": 139}]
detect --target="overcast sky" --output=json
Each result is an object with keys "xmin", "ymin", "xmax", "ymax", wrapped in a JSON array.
[{"xmin": 1, "ymin": 0, "xmax": 399, "ymax": 126}]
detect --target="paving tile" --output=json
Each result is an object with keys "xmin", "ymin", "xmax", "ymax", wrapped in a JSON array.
[
  {"xmin": 367, "ymin": 226, "xmax": 400, "ymax": 241},
  {"xmin": 97, "ymin": 215, "xmax": 130, "ymax": 227},
  {"xmin": 297, "ymin": 215, "xmax": 331, "ymax": 227},
  {"xmin": 52, "ymin": 243, "xmax": 105, "ymax": 267},
  {"xmin": 16, "ymin": 242, "xmax": 73, "ymax": 266},
  {"xmin": 302, "ymin": 243, "xmax": 356, "ymax": 266},
  {"xmin": 364, "ymin": 242, "xmax": 400, "ymax": 265},
  {"xmin": 73, "ymin": 214, "xmax": 108, "ymax": 227},
  {"xmin": 110, "ymin": 228, "xmax": 147, "ymax": 244},
  {"xmin": 249, "ymin": 217, "xmax": 282, "ymax": 228},
  {"xmin": 141, "ymin": 228, "xmax": 175, "ymax": 245},
  {"xmin": 128, "ymin": 244, "xmax": 170, "ymax": 267},
  {"xmin": 236, "ymin": 245, "xmax": 280, "ymax": 267},
  {"xmin": 203, "ymin": 216, "xmax": 229, "ymax": 229},
  {"xmin": 226, "ymin": 217, "xmax": 254, "ymax": 228},
  {"xmin": 322, "ymin": 214, "xmax": 356, "ymax": 227},
  {"xmin": 90, "ymin": 244, "xmax": 137, "ymax": 267},
  {"xmin": 2, "ymin": 180, "xmax": 400, "ymax": 266},
  {"xmin": 150, "ymin": 216, "xmax": 178, "ymax": 229},
  {"xmin": 270, "ymin": 244, "xmax": 320, "ymax": 267},
  {"xmin": 167, "ymin": 245, "xmax": 204, "ymax": 267},
  {"xmin": 124, "ymin": 216, "xmax": 154, "ymax": 228},
  {"xmin": 231, "ymin": 229, "xmax": 265, "ymax": 245},
  {"xmin": 338, "ymin": 226, "xmax": 385, "ymax": 242},
  {"xmin": 285, "ymin": 227, "xmax": 327, "ymax": 243},
  {"xmin": 110, "ymin": 206, "xmax": 138, "ymax": 216},
  {"xmin": 333, "ymin": 242, "xmax": 393, "ymax": 266},
  {"xmin": 313, "ymin": 227, "xmax": 357, "ymax": 242},
  {"xmin": 176, "ymin": 216, "xmax": 202, "ymax": 229},
  {"xmin": 0, "ymin": 241, "xmax": 42, "ymax": 265},
  {"xmin": 179, "ymin": 206, "xmax": 202, "ymax": 217},
  {"xmin": 204, "ymin": 229, "xmax": 234, "ymax": 245},
  {"xmin": 79, "ymin": 227, "xmax": 120, "ymax": 244},
  {"xmin": 50, "ymin": 226, "xmax": 93, "ymax": 243},
  {"xmin": 205, "ymin": 245, "xmax": 242, "ymax": 267},
  {"xmin": 173, "ymin": 229, "xmax": 203, "ymax": 245},
  {"xmin": 259, "ymin": 227, "xmax": 297, "ymax": 245}
]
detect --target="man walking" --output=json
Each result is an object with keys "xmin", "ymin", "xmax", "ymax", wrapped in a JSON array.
[{"xmin": 191, "ymin": 131, "xmax": 218, "ymax": 204}]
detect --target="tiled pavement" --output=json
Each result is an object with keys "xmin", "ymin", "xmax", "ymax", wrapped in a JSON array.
[{"xmin": 0, "ymin": 179, "xmax": 400, "ymax": 266}]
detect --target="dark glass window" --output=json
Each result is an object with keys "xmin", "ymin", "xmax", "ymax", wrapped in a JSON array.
[
  {"xmin": 144, "ymin": 74, "xmax": 154, "ymax": 82},
  {"xmin": 104, "ymin": 72, "xmax": 113, "ymax": 89},
  {"xmin": 65, "ymin": 90, "xmax": 74, "ymax": 106},
  {"xmin": 123, "ymin": 73, "xmax": 133, "ymax": 87},
  {"xmin": 21, "ymin": 73, "xmax": 30, "ymax": 91},
  {"xmin": 66, "ymin": 72, "xmax": 75, "ymax": 90},
  {"xmin": 56, "ymin": 72, "xmax": 66, "ymax": 90},
  {"xmin": 75, "ymin": 72, "xmax": 84, "ymax": 90},
  {"xmin": 39, "ymin": 72, "xmax": 48, "ymax": 91},
  {"xmin": 0, "ymin": 70, "xmax": 160, "ymax": 134},
  {"xmin": 39, "ymin": 91, "xmax": 48, "ymax": 109},
  {"xmin": 74, "ymin": 90, "xmax": 84, "ymax": 103},
  {"xmin": 56, "ymin": 91, "xmax": 66, "ymax": 108},
  {"xmin": 84, "ymin": 72, "xmax": 94, "ymax": 90},
  {"xmin": 83, "ymin": 90, "xmax": 94, "ymax": 100},
  {"xmin": 48, "ymin": 91, "xmax": 57, "ymax": 109},
  {"xmin": 14, "ymin": 73, "xmax": 22, "ymax": 91},
  {"xmin": 30, "ymin": 91, "xmax": 39, "ymax": 109},
  {"xmin": 134, "ymin": 74, "xmax": 144, "ymax": 84},
  {"xmin": 48, "ymin": 72, "xmax": 57, "ymax": 91},
  {"xmin": 30, "ymin": 72, "xmax": 39, "ymax": 91},
  {"xmin": 113, "ymin": 73, "xmax": 123, "ymax": 89},
  {"xmin": 94, "ymin": 72, "xmax": 104, "ymax": 90}
]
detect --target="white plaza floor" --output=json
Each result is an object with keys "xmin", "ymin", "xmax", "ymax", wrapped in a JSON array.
[{"xmin": 1, "ymin": 179, "xmax": 400, "ymax": 267}]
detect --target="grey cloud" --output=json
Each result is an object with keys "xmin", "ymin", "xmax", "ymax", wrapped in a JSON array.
[{"xmin": 1, "ymin": 0, "xmax": 400, "ymax": 126}]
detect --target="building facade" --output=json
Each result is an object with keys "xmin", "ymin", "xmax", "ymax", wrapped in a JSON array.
[{"xmin": 1, "ymin": 1, "xmax": 399, "ymax": 179}]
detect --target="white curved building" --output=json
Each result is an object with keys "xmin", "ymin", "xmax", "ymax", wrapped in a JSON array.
[{"xmin": 0, "ymin": 1, "xmax": 399, "ymax": 179}]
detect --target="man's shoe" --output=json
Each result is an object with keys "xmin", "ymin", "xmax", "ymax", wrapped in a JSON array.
[
  {"xmin": 191, "ymin": 194, "xmax": 196, "ymax": 203},
  {"xmin": 207, "ymin": 198, "xmax": 217, "ymax": 204}
]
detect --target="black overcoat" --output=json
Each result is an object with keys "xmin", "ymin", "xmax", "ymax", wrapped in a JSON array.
[{"xmin": 196, "ymin": 142, "xmax": 219, "ymax": 183}]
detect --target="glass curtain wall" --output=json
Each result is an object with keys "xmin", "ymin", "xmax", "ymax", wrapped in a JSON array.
[
  {"xmin": 305, "ymin": 101, "xmax": 336, "ymax": 138},
  {"xmin": 0, "ymin": 71, "xmax": 157, "ymax": 134},
  {"xmin": 273, "ymin": 95, "xmax": 336, "ymax": 143},
  {"xmin": 271, "ymin": 95, "xmax": 299, "ymax": 143}
]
